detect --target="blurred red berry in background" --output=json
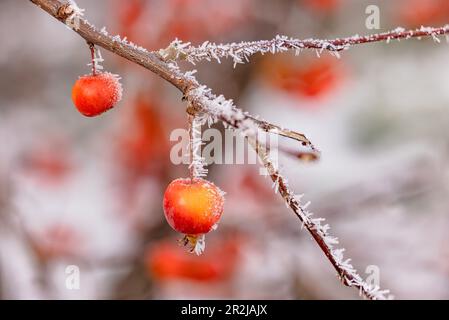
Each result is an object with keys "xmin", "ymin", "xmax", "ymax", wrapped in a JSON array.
[
  {"xmin": 263, "ymin": 55, "xmax": 345, "ymax": 103},
  {"xmin": 303, "ymin": 0, "xmax": 342, "ymax": 13},
  {"xmin": 161, "ymin": 3, "xmax": 247, "ymax": 45},
  {"xmin": 21, "ymin": 139, "xmax": 73, "ymax": 185},
  {"xmin": 31, "ymin": 224, "xmax": 82, "ymax": 262},
  {"xmin": 116, "ymin": 94, "xmax": 169, "ymax": 176},
  {"xmin": 117, "ymin": 0, "xmax": 146, "ymax": 40},
  {"xmin": 397, "ymin": 0, "xmax": 449, "ymax": 28},
  {"xmin": 145, "ymin": 238, "xmax": 240, "ymax": 282}
]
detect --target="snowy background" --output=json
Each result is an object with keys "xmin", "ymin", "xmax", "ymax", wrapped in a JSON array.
[{"xmin": 1, "ymin": 0, "xmax": 449, "ymax": 299}]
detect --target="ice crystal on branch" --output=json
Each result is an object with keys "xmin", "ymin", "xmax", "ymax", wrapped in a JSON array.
[
  {"xmin": 180, "ymin": 234, "xmax": 206, "ymax": 256},
  {"xmin": 87, "ymin": 46, "xmax": 104, "ymax": 73},
  {"xmin": 188, "ymin": 115, "xmax": 208, "ymax": 179},
  {"xmin": 186, "ymin": 85, "xmax": 244, "ymax": 127},
  {"xmin": 185, "ymin": 84, "xmax": 317, "ymax": 152},
  {"xmin": 159, "ymin": 39, "xmax": 190, "ymax": 61}
]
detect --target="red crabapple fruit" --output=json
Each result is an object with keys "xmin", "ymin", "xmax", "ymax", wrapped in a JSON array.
[
  {"xmin": 72, "ymin": 72, "xmax": 122, "ymax": 117},
  {"xmin": 163, "ymin": 178, "xmax": 224, "ymax": 236}
]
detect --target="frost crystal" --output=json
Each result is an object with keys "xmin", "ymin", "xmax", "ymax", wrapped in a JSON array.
[
  {"xmin": 159, "ymin": 39, "xmax": 191, "ymax": 61},
  {"xmin": 64, "ymin": 0, "xmax": 85, "ymax": 31},
  {"xmin": 186, "ymin": 85, "xmax": 261, "ymax": 139},
  {"xmin": 88, "ymin": 47, "xmax": 104, "ymax": 72}
]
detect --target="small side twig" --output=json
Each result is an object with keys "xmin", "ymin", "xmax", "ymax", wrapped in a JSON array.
[
  {"xmin": 187, "ymin": 112, "xmax": 207, "ymax": 180},
  {"xmin": 247, "ymin": 137, "xmax": 393, "ymax": 300}
]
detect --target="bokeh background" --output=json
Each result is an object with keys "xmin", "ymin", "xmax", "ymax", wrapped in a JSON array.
[{"xmin": 1, "ymin": 0, "xmax": 449, "ymax": 299}]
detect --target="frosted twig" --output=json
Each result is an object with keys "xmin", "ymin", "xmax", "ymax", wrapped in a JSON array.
[
  {"xmin": 247, "ymin": 137, "xmax": 393, "ymax": 300},
  {"xmin": 87, "ymin": 43, "xmax": 104, "ymax": 75},
  {"xmin": 172, "ymin": 25, "xmax": 449, "ymax": 66}
]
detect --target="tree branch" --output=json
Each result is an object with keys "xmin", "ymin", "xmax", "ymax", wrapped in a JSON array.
[
  {"xmin": 31, "ymin": 0, "xmax": 317, "ymax": 152},
  {"xmin": 247, "ymin": 137, "xmax": 392, "ymax": 300},
  {"xmin": 28, "ymin": 0, "xmax": 396, "ymax": 299}
]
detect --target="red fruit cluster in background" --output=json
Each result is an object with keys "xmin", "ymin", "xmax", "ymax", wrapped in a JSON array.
[
  {"xmin": 113, "ymin": 0, "xmax": 252, "ymax": 50},
  {"xmin": 145, "ymin": 238, "xmax": 240, "ymax": 282},
  {"xmin": 239, "ymin": 171, "xmax": 277, "ymax": 203},
  {"xmin": 116, "ymin": 94, "xmax": 169, "ymax": 176},
  {"xmin": 31, "ymin": 224, "xmax": 82, "ymax": 262},
  {"xmin": 162, "ymin": 0, "xmax": 250, "ymax": 44},
  {"xmin": 21, "ymin": 139, "xmax": 73, "ymax": 185},
  {"xmin": 397, "ymin": 0, "xmax": 449, "ymax": 28},
  {"xmin": 302, "ymin": 0, "xmax": 342, "ymax": 13},
  {"xmin": 116, "ymin": 0, "xmax": 146, "ymax": 42},
  {"xmin": 263, "ymin": 56, "xmax": 345, "ymax": 102}
]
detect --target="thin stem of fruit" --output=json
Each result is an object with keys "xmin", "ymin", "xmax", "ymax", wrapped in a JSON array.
[
  {"xmin": 188, "ymin": 114, "xmax": 207, "ymax": 180},
  {"xmin": 188, "ymin": 115, "xmax": 195, "ymax": 182},
  {"xmin": 88, "ymin": 42, "xmax": 96, "ymax": 75}
]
